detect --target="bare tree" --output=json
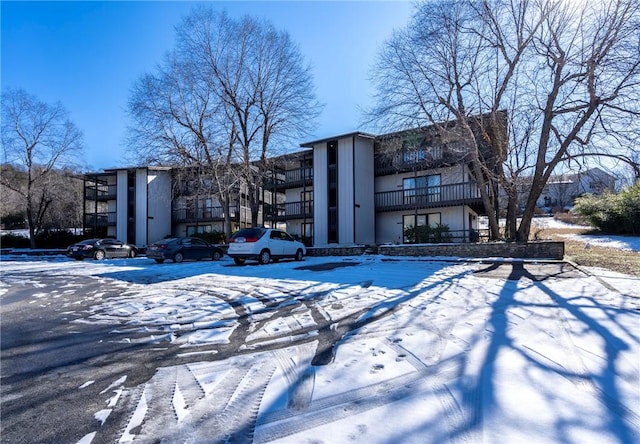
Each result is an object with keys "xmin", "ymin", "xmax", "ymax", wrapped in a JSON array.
[
  {"xmin": 1, "ymin": 88, "xmax": 84, "ymax": 247},
  {"xmin": 370, "ymin": 0, "xmax": 640, "ymax": 241},
  {"xmin": 128, "ymin": 7, "xmax": 322, "ymax": 233}
]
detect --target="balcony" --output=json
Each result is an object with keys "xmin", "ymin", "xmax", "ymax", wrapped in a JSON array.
[
  {"xmin": 263, "ymin": 200, "xmax": 313, "ymax": 221},
  {"xmin": 266, "ymin": 167, "xmax": 313, "ymax": 190},
  {"xmin": 374, "ymin": 146, "xmax": 472, "ymax": 176},
  {"xmin": 84, "ymin": 212, "xmax": 116, "ymax": 227},
  {"xmin": 85, "ymin": 184, "xmax": 117, "ymax": 200},
  {"xmin": 172, "ymin": 204, "xmax": 240, "ymax": 223},
  {"xmin": 375, "ymin": 183, "xmax": 485, "ymax": 213}
]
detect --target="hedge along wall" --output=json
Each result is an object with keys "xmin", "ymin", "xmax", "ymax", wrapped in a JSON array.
[{"xmin": 307, "ymin": 241, "xmax": 565, "ymax": 260}]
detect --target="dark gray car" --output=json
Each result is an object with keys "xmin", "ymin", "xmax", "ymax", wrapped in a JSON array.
[
  {"xmin": 67, "ymin": 238, "xmax": 138, "ymax": 260},
  {"xmin": 146, "ymin": 237, "xmax": 224, "ymax": 263}
]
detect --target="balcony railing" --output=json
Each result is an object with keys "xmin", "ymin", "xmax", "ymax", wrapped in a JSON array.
[
  {"xmin": 85, "ymin": 185, "xmax": 117, "ymax": 200},
  {"xmin": 84, "ymin": 212, "xmax": 116, "ymax": 227},
  {"xmin": 266, "ymin": 167, "xmax": 313, "ymax": 189},
  {"xmin": 263, "ymin": 200, "xmax": 313, "ymax": 221},
  {"xmin": 172, "ymin": 204, "xmax": 240, "ymax": 223},
  {"xmin": 375, "ymin": 182, "xmax": 484, "ymax": 212},
  {"xmin": 374, "ymin": 147, "xmax": 472, "ymax": 176}
]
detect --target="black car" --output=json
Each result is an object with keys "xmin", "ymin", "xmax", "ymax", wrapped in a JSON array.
[
  {"xmin": 67, "ymin": 238, "xmax": 138, "ymax": 260},
  {"xmin": 146, "ymin": 237, "xmax": 224, "ymax": 263}
]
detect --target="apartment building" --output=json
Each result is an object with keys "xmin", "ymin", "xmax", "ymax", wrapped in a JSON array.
[
  {"xmin": 83, "ymin": 167, "xmax": 172, "ymax": 246},
  {"xmin": 265, "ymin": 124, "xmax": 488, "ymax": 247},
  {"xmin": 84, "ymin": 119, "xmax": 493, "ymax": 248},
  {"xmin": 83, "ymin": 166, "xmax": 276, "ymax": 247}
]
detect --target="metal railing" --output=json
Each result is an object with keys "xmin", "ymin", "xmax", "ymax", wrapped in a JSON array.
[
  {"xmin": 401, "ymin": 228, "xmax": 490, "ymax": 244},
  {"xmin": 264, "ymin": 201, "xmax": 313, "ymax": 220},
  {"xmin": 85, "ymin": 185, "xmax": 117, "ymax": 200},
  {"xmin": 266, "ymin": 167, "xmax": 313, "ymax": 189},
  {"xmin": 375, "ymin": 182, "xmax": 483, "ymax": 212},
  {"xmin": 374, "ymin": 147, "xmax": 471, "ymax": 175},
  {"xmin": 172, "ymin": 204, "xmax": 239, "ymax": 223},
  {"xmin": 84, "ymin": 212, "xmax": 116, "ymax": 227}
]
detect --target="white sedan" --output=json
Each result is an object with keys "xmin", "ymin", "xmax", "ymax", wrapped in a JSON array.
[{"xmin": 227, "ymin": 228, "xmax": 306, "ymax": 265}]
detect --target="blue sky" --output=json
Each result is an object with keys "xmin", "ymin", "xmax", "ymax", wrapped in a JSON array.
[{"xmin": 2, "ymin": 1, "xmax": 414, "ymax": 171}]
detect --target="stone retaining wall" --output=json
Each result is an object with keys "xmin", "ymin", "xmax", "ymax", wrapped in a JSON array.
[{"xmin": 308, "ymin": 241, "xmax": 564, "ymax": 260}]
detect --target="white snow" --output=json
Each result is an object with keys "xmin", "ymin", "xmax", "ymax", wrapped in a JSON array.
[{"xmin": 1, "ymin": 248, "xmax": 639, "ymax": 443}]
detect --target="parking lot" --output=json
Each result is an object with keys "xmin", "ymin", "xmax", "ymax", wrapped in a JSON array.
[{"xmin": 1, "ymin": 254, "xmax": 638, "ymax": 443}]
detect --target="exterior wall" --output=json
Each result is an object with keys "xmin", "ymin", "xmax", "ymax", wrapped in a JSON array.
[
  {"xmin": 313, "ymin": 143, "xmax": 328, "ymax": 246},
  {"xmin": 354, "ymin": 136, "xmax": 375, "ymax": 244},
  {"xmin": 146, "ymin": 169, "xmax": 172, "ymax": 245},
  {"xmin": 285, "ymin": 220, "xmax": 304, "ymax": 238},
  {"xmin": 116, "ymin": 170, "xmax": 128, "ymax": 242},
  {"xmin": 337, "ymin": 137, "xmax": 355, "ymax": 244}
]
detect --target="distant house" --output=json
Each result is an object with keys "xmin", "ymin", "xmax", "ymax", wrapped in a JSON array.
[{"xmin": 536, "ymin": 167, "xmax": 617, "ymax": 209}]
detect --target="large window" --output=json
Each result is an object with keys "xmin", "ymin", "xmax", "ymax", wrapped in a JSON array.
[
  {"xmin": 403, "ymin": 174, "xmax": 441, "ymax": 204},
  {"xmin": 187, "ymin": 224, "xmax": 212, "ymax": 236},
  {"xmin": 402, "ymin": 213, "xmax": 441, "ymax": 243}
]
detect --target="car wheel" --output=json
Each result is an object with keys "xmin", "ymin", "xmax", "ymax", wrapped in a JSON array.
[
  {"xmin": 154, "ymin": 259, "xmax": 164, "ymax": 264},
  {"xmin": 259, "ymin": 249, "xmax": 271, "ymax": 265},
  {"xmin": 128, "ymin": 250, "xmax": 137, "ymax": 258},
  {"xmin": 233, "ymin": 257, "xmax": 246, "ymax": 265},
  {"xmin": 212, "ymin": 250, "xmax": 222, "ymax": 261},
  {"xmin": 295, "ymin": 249, "xmax": 304, "ymax": 261},
  {"xmin": 173, "ymin": 252, "xmax": 184, "ymax": 263},
  {"xmin": 94, "ymin": 250, "xmax": 106, "ymax": 260}
]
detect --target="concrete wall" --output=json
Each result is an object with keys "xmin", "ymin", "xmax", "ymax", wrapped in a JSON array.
[
  {"xmin": 379, "ymin": 241, "xmax": 564, "ymax": 260},
  {"xmin": 308, "ymin": 241, "xmax": 564, "ymax": 260},
  {"xmin": 338, "ymin": 137, "xmax": 354, "ymax": 244},
  {"xmin": 354, "ymin": 136, "xmax": 375, "ymax": 244},
  {"xmin": 146, "ymin": 169, "xmax": 172, "ymax": 245}
]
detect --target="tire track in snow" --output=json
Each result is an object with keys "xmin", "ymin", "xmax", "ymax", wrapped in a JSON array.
[
  {"xmin": 117, "ymin": 358, "xmax": 279, "ymax": 443},
  {"xmin": 254, "ymin": 360, "xmax": 460, "ymax": 442}
]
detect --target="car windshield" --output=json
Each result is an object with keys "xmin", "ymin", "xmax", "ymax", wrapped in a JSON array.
[{"xmin": 232, "ymin": 228, "xmax": 266, "ymax": 239}]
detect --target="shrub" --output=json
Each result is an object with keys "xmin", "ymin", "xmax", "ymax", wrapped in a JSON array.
[
  {"xmin": 404, "ymin": 223, "xmax": 452, "ymax": 243},
  {"xmin": 574, "ymin": 182, "xmax": 640, "ymax": 235},
  {"xmin": 35, "ymin": 230, "xmax": 84, "ymax": 248},
  {"xmin": 0, "ymin": 233, "xmax": 30, "ymax": 248},
  {"xmin": 0, "ymin": 230, "xmax": 84, "ymax": 249}
]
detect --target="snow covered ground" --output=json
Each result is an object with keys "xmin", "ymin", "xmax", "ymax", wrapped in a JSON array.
[
  {"xmin": 528, "ymin": 217, "xmax": 640, "ymax": 252},
  {"xmin": 1, "ymin": 253, "xmax": 639, "ymax": 443}
]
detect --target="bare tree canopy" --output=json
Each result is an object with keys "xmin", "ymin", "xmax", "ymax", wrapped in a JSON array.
[
  {"xmin": 1, "ymin": 88, "xmax": 84, "ymax": 247},
  {"xmin": 127, "ymin": 7, "xmax": 322, "ymax": 233},
  {"xmin": 370, "ymin": 0, "xmax": 640, "ymax": 241}
]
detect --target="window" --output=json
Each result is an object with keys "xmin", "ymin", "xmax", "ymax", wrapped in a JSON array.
[
  {"xmin": 403, "ymin": 174, "xmax": 441, "ymax": 204},
  {"xmin": 402, "ymin": 213, "xmax": 441, "ymax": 243},
  {"xmin": 187, "ymin": 225, "xmax": 212, "ymax": 236}
]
